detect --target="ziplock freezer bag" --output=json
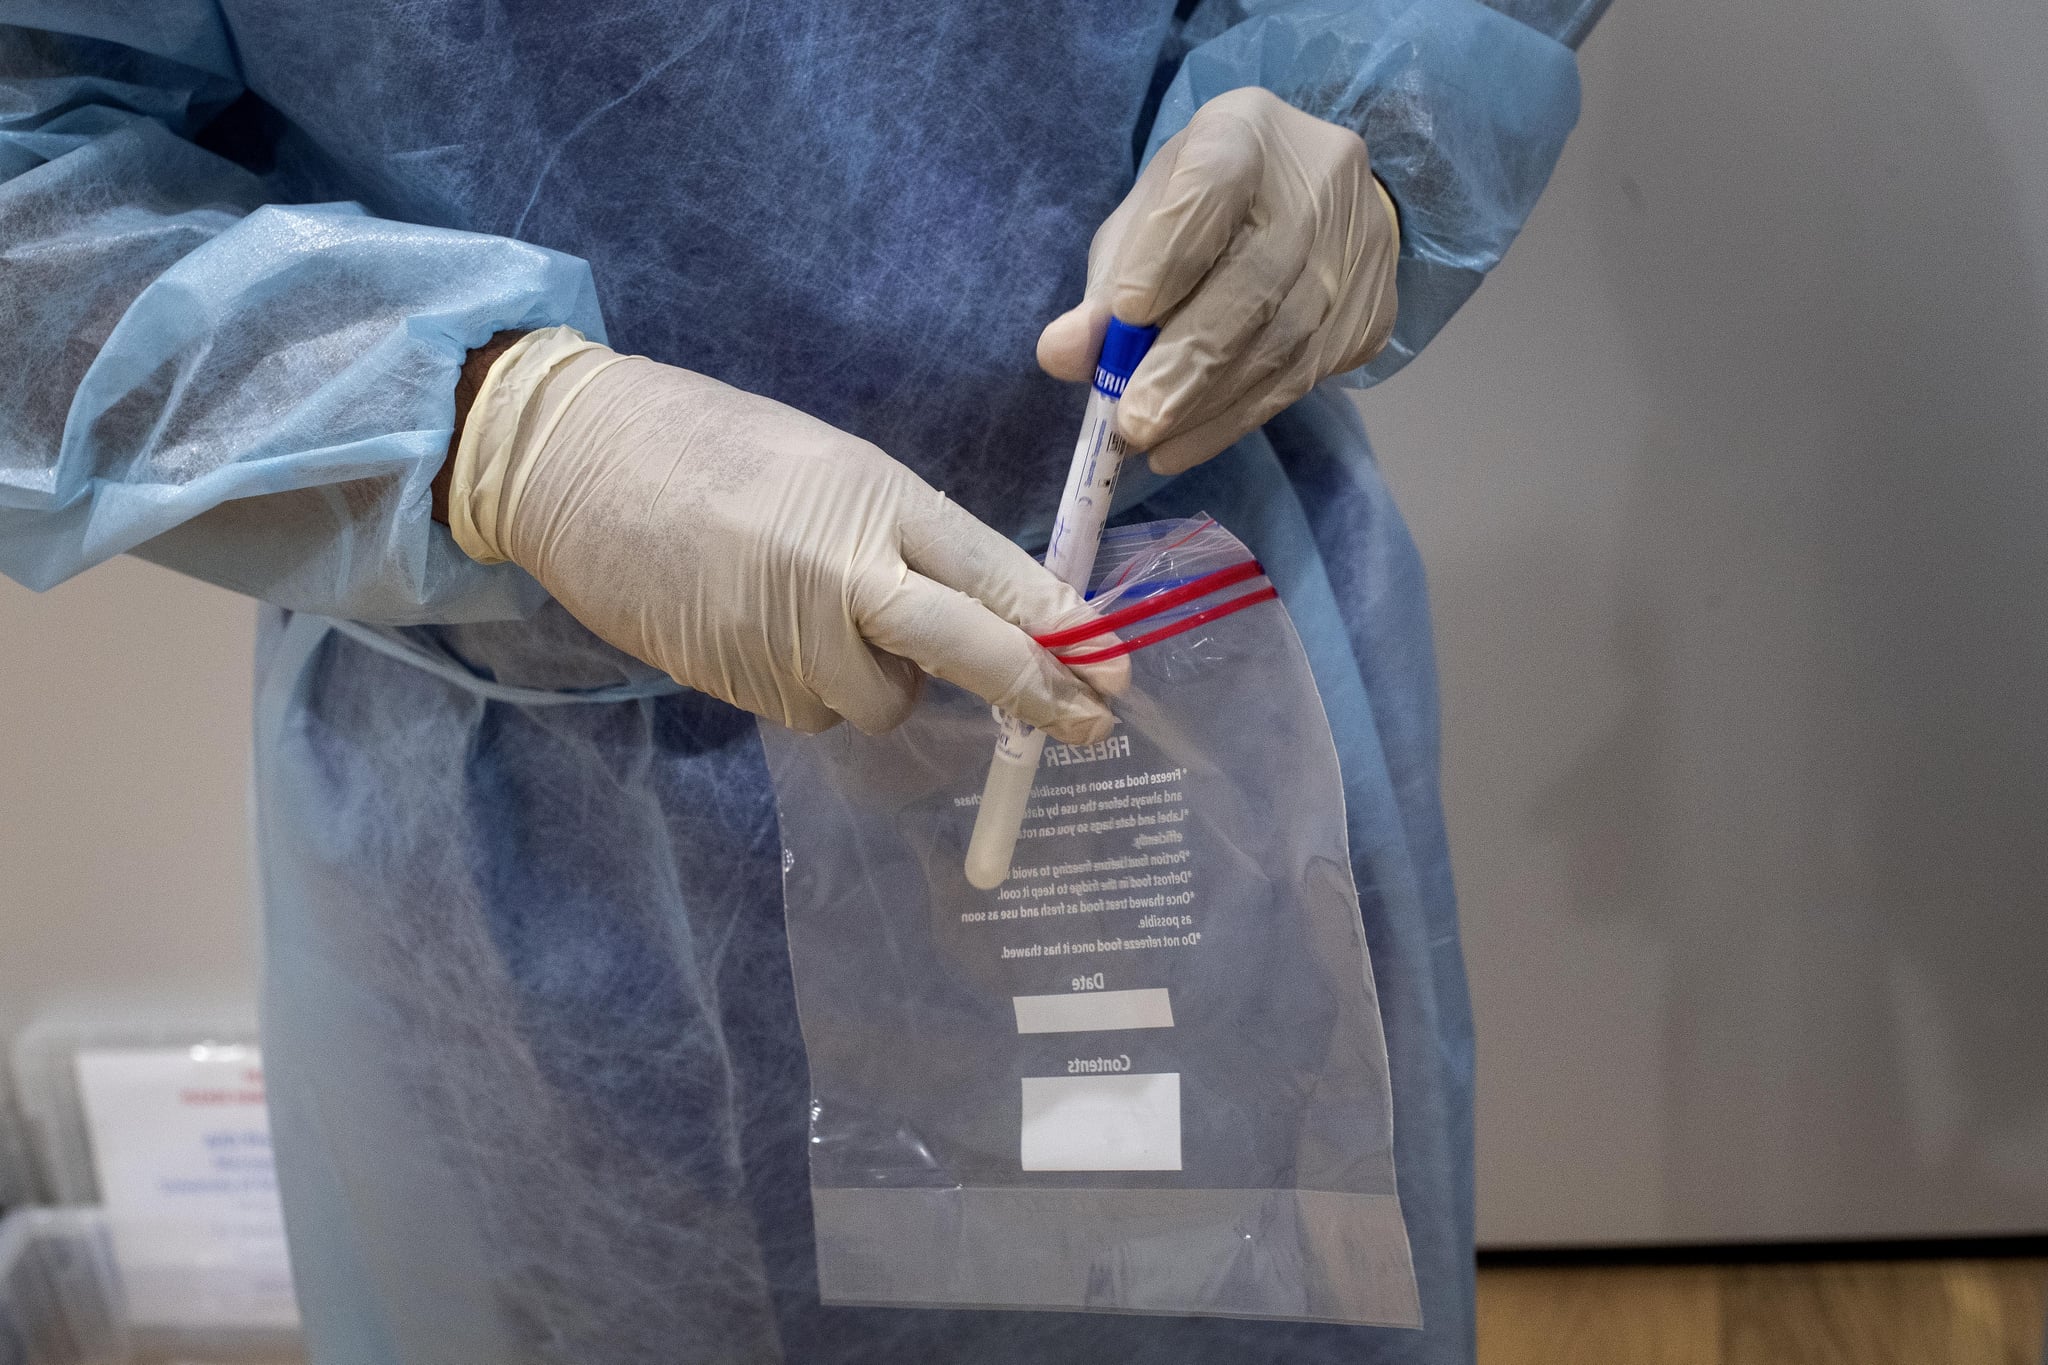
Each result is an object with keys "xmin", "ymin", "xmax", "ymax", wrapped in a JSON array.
[{"xmin": 760, "ymin": 515, "xmax": 1420, "ymax": 1327}]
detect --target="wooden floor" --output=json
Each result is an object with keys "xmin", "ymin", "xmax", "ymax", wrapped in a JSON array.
[{"xmin": 1477, "ymin": 1258, "xmax": 2048, "ymax": 1365}]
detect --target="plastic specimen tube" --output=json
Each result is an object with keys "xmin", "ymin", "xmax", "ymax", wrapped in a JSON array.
[{"xmin": 964, "ymin": 319, "xmax": 1157, "ymax": 890}]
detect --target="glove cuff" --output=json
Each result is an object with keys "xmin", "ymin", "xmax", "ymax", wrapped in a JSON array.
[
  {"xmin": 448, "ymin": 325, "xmax": 615, "ymax": 564},
  {"xmin": 1373, "ymin": 174, "xmax": 1401, "ymax": 244}
]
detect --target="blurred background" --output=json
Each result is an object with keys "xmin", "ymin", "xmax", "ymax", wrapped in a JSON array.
[
  {"xmin": 1365, "ymin": 0, "xmax": 2048, "ymax": 1248},
  {"xmin": 3, "ymin": 0, "xmax": 2045, "ymax": 1356}
]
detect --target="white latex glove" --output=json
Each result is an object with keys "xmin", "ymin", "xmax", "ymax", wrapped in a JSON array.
[
  {"xmin": 446, "ymin": 327, "xmax": 1117, "ymax": 742},
  {"xmin": 1039, "ymin": 86, "xmax": 1400, "ymax": 476}
]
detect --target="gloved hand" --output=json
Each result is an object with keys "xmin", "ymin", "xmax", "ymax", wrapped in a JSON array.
[
  {"xmin": 1038, "ymin": 87, "xmax": 1400, "ymax": 476},
  {"xmin": 444, "ymin": 327, "xmax": 1117, "ymax": 742}
]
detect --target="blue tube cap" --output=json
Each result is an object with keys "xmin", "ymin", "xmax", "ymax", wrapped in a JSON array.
[{"xmin": 1092, "ymin": 318, "xmax": 1159, "ymax": 398}]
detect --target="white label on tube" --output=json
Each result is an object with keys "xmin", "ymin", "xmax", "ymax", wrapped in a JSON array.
[
  {"xmin": 993, "ymin": 712, "xmax": 1039, "ymax": 764},
  {"xmin": 1044, "ymin": 391, "xmax": 1127, "ymax": 590}
]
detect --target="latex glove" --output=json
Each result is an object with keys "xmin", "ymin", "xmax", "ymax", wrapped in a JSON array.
[
  {"xmin": 446, "ymin": 327, "xmax": 1117, "ymax": 741},
  {"xmin": 1039, "ymin": 87, "xmax": 1400, "ymax": 476}
]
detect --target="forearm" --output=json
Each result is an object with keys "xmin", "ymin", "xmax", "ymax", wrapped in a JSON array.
[
  {"xmin": 0, "ymin": 18, "xmax": 602, "ymax": 623},
  {"xmin": 1154, "ymin": 0, "xmax": 1583, "ymax": 386}
]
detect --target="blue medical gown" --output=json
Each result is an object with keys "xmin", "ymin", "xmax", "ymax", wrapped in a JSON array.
[{"xmin": 0, "ymin": 2, "xmax": 1595, "ymax": 1360}]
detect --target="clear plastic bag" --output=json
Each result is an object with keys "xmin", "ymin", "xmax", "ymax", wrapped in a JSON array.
[{"xmin": 760, "ymin": 516, "xmax": 1421, "ymax": 1327}]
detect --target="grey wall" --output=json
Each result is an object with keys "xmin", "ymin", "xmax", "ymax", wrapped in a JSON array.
[
  {"xmin": 0, "ymin": 560, "xmax": 257, "ymax": 1199},
  {"xmin": 3, "ymin": 0, "xmax": 2046, "ymax": 1246},
  {"xmin": 1361, "ymin": 0, "xmax": 2048, "ymax": 1243}
]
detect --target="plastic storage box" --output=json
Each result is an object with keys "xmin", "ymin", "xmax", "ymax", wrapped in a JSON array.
[{"xmin": 0, "ymin": 1207, "xmax": 302, "ymax": 1365}]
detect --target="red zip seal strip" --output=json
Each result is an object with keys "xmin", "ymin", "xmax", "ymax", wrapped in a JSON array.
[
  {"xmin": 1033, "ymin": 559, "xmax": 1267, "ymax": 650},
  {"xmin": 1047, "ymin": 585, "xmax": 1279, "ymax": 666},
  {"xmin": 1032, "ymin": 558, "xmax": 1274, "ymax": 665}
]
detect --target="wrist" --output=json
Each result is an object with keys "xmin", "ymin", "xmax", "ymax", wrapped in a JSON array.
[
  {"xmin": 433, "ymin": 330, "xmax": 532, "ymax": 525},
  {"xmin": 444, "ymin": 326, "xmax": 614, "ymax": 567},
  {"xmin": 1373, "ymin": 174, "xmax": 1401, "ymax": 246}
]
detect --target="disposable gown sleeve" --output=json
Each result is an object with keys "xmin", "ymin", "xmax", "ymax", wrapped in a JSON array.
[
  {"xmin": 0, "ymin": 11, "xmax": 604, "ymax": 623},
  {"xmin": 1154, "ymin": 0, "xmax": 1591, "ymax": 387}
]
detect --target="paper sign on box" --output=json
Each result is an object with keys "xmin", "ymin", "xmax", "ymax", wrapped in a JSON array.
[{"xmin": 74, "ymin": 1045, "xmax": 299, "ymax": 1330}]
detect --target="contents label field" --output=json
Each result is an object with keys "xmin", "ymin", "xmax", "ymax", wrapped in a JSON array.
[{"xmin": 1021, "ymin": 1072, "xmax": 1181, "ymax": 1171}]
